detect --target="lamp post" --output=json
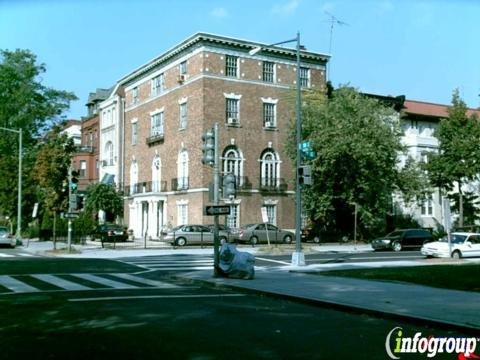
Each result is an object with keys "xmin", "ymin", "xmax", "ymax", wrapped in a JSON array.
[
  {"xmin": 0, "ymin": 127, "xmax": 22, "ymax": 244},
  {"xmin": 249, "ymin": 32, "xmax": 305, "ymax": 266}
]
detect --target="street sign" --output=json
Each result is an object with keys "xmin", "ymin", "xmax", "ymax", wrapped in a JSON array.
[
  {"xmin": 64, "ymin": 212, "xmax": 79, "ymax": 219},
  {"xmin": 261, "ymin": 207, "xmax": 269, "ymax": 223},
  {"xmin": 205, "ymin": 205, "xmax": 230, "ymax": 216}
]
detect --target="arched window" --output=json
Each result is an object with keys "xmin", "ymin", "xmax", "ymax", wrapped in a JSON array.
[
  {"xmin": 152, "ymin": 156, "xmax": 162, "ymax": 192},
  {"xmin": 130, "ymin": 161, "xmax": 138, "ymax": 194},
  {"xmin": 177, "ymin": 149, "xmax": 189, "ymax": 190},
  {"xmin": 260, "ymin": 149, "xmax": 280, "ymax": 188},
  {"xmin": 222, "ymin": 146, "xmax": 244, "ymax": 186},
  {"xmin": 105, "ymin": 141, "xmax": 114, "ymax": 166}
]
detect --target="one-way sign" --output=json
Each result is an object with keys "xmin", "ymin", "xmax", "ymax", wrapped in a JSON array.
[{"xmin": 205, "ymin": 205, "xmax": 231, "ymax": 216}]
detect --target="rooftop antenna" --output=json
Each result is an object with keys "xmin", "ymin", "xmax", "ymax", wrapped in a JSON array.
[{"xmin": 325, "ymin": 11, "xmax": 349, "ymax": 54}]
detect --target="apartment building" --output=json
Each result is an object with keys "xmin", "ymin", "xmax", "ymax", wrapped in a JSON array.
[{"xmin": 109, "ymin": 33, "xmax": 329, "ymax": 238}]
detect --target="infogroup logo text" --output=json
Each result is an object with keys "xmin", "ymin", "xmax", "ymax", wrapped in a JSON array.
[{"xmin": 385, "ymin": 327, "xmax": 477, "ymax": 359}]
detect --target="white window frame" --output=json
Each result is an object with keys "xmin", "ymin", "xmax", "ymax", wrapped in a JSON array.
[
  {"xmin": 227, "ymin": 204, "xmax": 240, "ymax": 228},
  {"xmin": 132, "ymin": 87, "xmax": 139, "ymax": 104},
  {"xmin": 79, "ymin": 160, "xmax": 87, "ymax": 178},
  {"xmin": 131, "ymin": 122, "xmax": 138, "ymax": 145},
  {"xmin": 299, "ymin": 67, "xmax": 310, "ymax": 88},
  {"xmin": 177, "ymin": 149, "xmax": 189, "ymax": 190},
  {"xmin": 105, "ymin": 141, "xmax": 114, "ymax": 166},
  {"xmin": 152, "ymin": 156, "xmax": 162, "ymax": 192},
  {"xmin": 421, "ymin": 194, "xmax": 434, "ymax": 216},
  {"xmin": 260, "ymin": 150, "xmax": 280, "ymax": 187},
  {"xmin": 179, "ymin": 102, "xmax": 188, "ymax": 130},
  {"xmin": 180, "ymin": 61, "xmax": 187, "ymax": 75},
  {"xmin": 151, "ymin": 112, "xmax": 164, "ymax": 137},
  {"xmin": 151, "ymin": 73, "xmax": 165, "ymax": 96},
  {"xmin": 176, "ymin": 200, "xmax": 189, "ymax": 226},
  {"xmin": 264, "ymin": 204, "xmax": 277, "ymax": 225},
  {"xmin": 222, "ymin": 147, "xmax": 244, "ymax": 186},
  {"xmin": 225, "ymin": 55, "xmax": 239, "ymax": 78},
  {"xmin": 262, "ymin": 61, "xmax": 275, "ymax": 83},
  {"xmin": 130, "ymin": 161, "xmax": 138, "ymax": 194}
]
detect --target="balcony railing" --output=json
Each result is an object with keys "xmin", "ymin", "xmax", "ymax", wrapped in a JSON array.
[
  {"xmin": 259, "ymin": 177, "xmax": 288, "ymax": 192},
  {"xmin": 75, "ymin": 145, "xmax": 95, "ymax": 153},
  {"xmin": 220, "ymin": 175, "xmax": 252, "ymax": 190},
  {"xmin": 146, "ymin": 132, "xmax": 164, "ymax": 146},
  {"xmin": 171, "ymin": 177, "xmax": 189, "ymax": 191},
  {"xmin": 125, "ymin": 181, "xmax": 167, "ymax": 196}
]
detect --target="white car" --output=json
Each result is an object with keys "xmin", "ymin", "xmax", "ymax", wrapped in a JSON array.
[
  {"xmin": 421, "ymin": 232, "xmax": 480, "ymax": 259},
  {"xmin": 0, "ymin": 226, "xmax": 15, "ymax": 248}
]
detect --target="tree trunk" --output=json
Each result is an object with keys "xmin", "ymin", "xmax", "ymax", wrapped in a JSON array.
[{"xmin": 458, "ymin": 180, "xmax": 464, "ymax": 228}]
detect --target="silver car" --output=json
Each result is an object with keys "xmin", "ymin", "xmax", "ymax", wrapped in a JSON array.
[
  {"xmin": 164, "ymin": 225, "xmax": 229, "ymax": 247},
  {"xmin": 0, "ymin": 226, "xmax": 15, "ymax": 247},
  {"xmin": 234, "ymin": 223, "xmax": 294, "ymax": 245}
]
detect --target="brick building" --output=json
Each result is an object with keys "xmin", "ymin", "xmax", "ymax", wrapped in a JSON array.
[{"xmin": 108, "ymin": 33, "xmax": 329, "ymax": 238}]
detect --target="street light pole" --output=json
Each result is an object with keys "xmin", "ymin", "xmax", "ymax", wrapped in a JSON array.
[
  {"xmin": 249, "ymin": 32, "xmax": 305, "ymax": 266},
  {"xmin": 0, "ymin": 127, "xmax": 22, "ymax": 244}
]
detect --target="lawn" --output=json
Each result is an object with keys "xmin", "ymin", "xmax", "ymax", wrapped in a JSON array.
[{"xmin": 321, "ymin": 263, "xmax": 480, "ymax": 292}]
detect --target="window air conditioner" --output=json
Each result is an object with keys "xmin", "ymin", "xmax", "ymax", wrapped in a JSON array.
[
  {"xmin": 265, "ymin": 121, "xmax": 273, "ymax": 128},
  {"xmin": 227, "ymin": 117, "xmax": 238, "ymax": 125},
  {"xmin": 177, "ymin": 74, "xmax": 186, "ymax": 83}
]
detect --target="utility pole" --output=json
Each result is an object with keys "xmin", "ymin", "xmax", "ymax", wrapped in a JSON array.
[{"xmin": 213, "ymin": 123, "xmax": 220, "ymax": 276}]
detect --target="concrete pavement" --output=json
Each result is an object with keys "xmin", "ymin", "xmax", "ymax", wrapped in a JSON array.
[{"xmin": 179, "ymin": 268, "xmax": 480, "ymax": 332}]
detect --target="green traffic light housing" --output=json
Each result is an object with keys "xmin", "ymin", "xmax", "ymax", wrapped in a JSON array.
[
  {"xmin": 223, "ymin": 173, "xmax": 236, "ymax": 199},
  {"xmin": 201, "ymin": 128, "xmax": 215, "ymax": 166}
]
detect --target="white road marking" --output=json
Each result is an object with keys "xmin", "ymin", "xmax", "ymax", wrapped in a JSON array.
[
  {"xmin": 68, "ymin": 294, "xmax": 246, "ymax": 302},
  {"xmin": 256, "ymin": 257, "xmax": 291, "ymax": 265},
  {"xmin": 31, "ymin": 274, "xmax": 90, "ymax": 291},
  {"xmin": 110, "ymin": 273, "xmax": 179, "ymax": 288},
  {"xmin": 144, "ymin": 266, "xmax": 214, "ymax": 271},
  {"xmin": 17, "ymin": 253, "xmax": 35, "ymax": 257},
  {"xmin": 72, "ymin": 274, "xmax": 137, "ymax": 289},
  {"xmin": 0, "ymin": 275, "xmax": 39, "ymax": 293},
  {"xmin": 0, "ymin": 253, "xmax": 14, "ymax": 258}
]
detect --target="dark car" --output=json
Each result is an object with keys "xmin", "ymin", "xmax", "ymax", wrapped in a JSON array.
[
  {"xmin": 93, "ymin": 224, "xmax": 128, "ymax": 244},
  {"xmin": 234, "ymin": 223, "xmax": 294, "ymax": 245},
  {"xmin": 371, "ymin": 228, "xmax": 433, "ymax": 252}
]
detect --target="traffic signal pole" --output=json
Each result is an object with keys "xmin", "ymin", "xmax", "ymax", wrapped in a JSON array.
[
  {"xmin": 67, "ymin": 167, "xmax": 73, "ymax": 252},
  {"xmin": 213, "ymin": 122, "xmax": 220, "ymax": 276}
]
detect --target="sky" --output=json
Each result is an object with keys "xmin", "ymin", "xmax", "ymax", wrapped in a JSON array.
[{"xmin": 1, "ymin": 0, "xmax": 479, "ymax": 120}]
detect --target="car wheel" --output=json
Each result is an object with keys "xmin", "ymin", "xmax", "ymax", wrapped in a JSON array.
[
  {"xmin": 176, "ymin": 237, "xmax": 187, "ymax": 247},
  {"xmin": 313, "ymin": 236, "xmax": 321, "ymax": 243},
  {"xmin": 392, "ymin": 241, "xmax": 402, "ymax": 252},
  {"xmin": 283, "ymin": 235, "xmax": 292, "ymax": 244},
  {"xmin": 452, "ymin": 250, "xmax": 462, "ymax": 259},
  {"xmin": 250, "ymin": 236, "xmax": 258, "ymax": 246}
]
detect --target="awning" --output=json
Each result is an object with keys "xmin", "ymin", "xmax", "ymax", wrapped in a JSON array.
[{"xmin": 100, "ymin": 174, "xmax": 115, "ymax": 185}]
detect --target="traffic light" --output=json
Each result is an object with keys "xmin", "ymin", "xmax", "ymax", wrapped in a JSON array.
[
  {"xmin": 298, "ymin": 165, "xmax": 312, "ymax": 186},
  {"xmin": 77, "ymin": 195, "xmax": 84, "ymax": 211},
  {"xmin": 201, "ymin": 128, "xmax": 215, "ymax": 166},
  {"xmin": 223, "ymin": 173, "xmax": 236, "ymax": 199},
  {"xmin": 70, "ymin": 170, "xmax": 79, "ymax": 193}
]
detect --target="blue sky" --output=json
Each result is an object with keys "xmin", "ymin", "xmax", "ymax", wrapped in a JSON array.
[{"xmin": 1, "ymin": 0, "xmax": 479, "ymax": 119}]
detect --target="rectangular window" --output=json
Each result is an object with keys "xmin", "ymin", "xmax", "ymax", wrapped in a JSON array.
[
  {"xmin": 225, "ymin": 55, "xmax": 238, "ymax": 77},
  {"xmin": 180, "ymin": 61, "xmax": 187, "ymax": 75},
  {"xmin": 177, "ymin": 204, "xmax": 188, "ymax": 225},
  {"xmin": 79, "ymin": 160, "xmax": 87, "ymax": 178},
  {"xmin": 265, "ymin": 205, "xmax": 276, "ymax": 225},
  {"xmin": 151, "ymin": 74, "xmax": 165, "ymax": 96},
  {"xmin": 263, "ymin": 61, "xmax": 274, "ymax": 82},
  {"xmin": 95, "ymin": 159, "xmax": 99, "ymax": 177},
  {"xmin": 179, "ymin": 103, "xmax": 187, "ymax": 129},
  {"xmin": 226, "ymin": 99, "xmax": 239, "ymax": 124},
  {"xmin": 131, "ymin": 123, "xmax": 138, "ymax": 145},
  {"xmin": 263, "ymin": 103, "xmax": 276, "ymax": 128},
  {"xmin": 421, "ymin": 195, "xmax": 434, "ymax": 216},
  {"xmin": 299, "ymin": 67, "xmax": 310, "ymax": 87},
  {"xmin": 227, "ymin": 204, "xmax": 239, "ymax": 228},
  {"xmin": 132, "ymin": 87, "xmax": 139, "ymax": 104},
  {"xmin": 151, "ymin": 112, "xmax": 164, "ymax": 136}
]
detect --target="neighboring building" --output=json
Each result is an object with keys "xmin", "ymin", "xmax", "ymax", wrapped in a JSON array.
[
  {"xmin": 60, "ymin": 119, "xmax": 81, "ymax": 146},
  {"xmin": 112, "ymin": 32, "xmax": 329, "ymax": 238},
  {"xmin": 396, "ymin": 99, "xmax": 480, "ymax": 229},
  {"xmin": 71, "ymin": 89, "xmax": 109, "ymax": 192}
]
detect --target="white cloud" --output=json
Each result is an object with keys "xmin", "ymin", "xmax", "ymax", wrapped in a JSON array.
[
  {"xmin": 210, "ymin": 7, "xmax": 228, "ymax": 18},
  {"xmin": 272, "ymin": 0, "xmax": 301, "ymax": 16}
]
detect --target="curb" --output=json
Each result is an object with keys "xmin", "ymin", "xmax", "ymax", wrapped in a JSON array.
[{"xmin": 173, "ymin": 272, "xmax": 479, "ymax": 334}]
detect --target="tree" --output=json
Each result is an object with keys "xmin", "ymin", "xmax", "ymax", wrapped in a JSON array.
[
  {"xmin": 293, "ymin": 86, "xmax": 424, "ymax": 238},
  {"xmin": 84, "ymin": 183, "xmax": 123, "ymax": 222},
  {"xmin": 425, "ymin": 89, "xmax": 480, "ymax": 227},
  {"xmin": 0, "ymin": 49, "xmax": 76, "ymax": 226}
]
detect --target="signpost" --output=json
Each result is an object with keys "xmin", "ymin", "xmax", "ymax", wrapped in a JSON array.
[{"xmin": 261, "ymin": 207, "xmax": 270, "ymax": 246}]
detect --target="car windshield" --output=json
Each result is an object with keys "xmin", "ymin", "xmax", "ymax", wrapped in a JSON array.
[
  {"xmin": 171, "ymin": 225, "xmax": 184, "ymax": 232},
  {"xmin": 386, "ymin": 231, "xmax": 404, "ymax": 237},
  {"xmin": 440, "ymin": 234, "xmax": 467, "ymax": 244},
  {"xmin": 241, "ymin": 224, "xmax": 256, "ymax": 229}
]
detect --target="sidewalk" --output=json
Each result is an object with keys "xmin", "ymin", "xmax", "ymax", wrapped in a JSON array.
[{"xmin": 179, "ymin": 268, "xmax": 480, "ymax": 332}]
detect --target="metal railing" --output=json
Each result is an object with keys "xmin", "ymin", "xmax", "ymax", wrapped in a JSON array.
[
  {"xmin": 172, "ymin": 177, "xmax": 189, "ymax": 191},
  {"xmin": 259, "ymin": 177, "xmax": 288, "ymax": 192},
  {"xmin": 125, "ymin": 181, "xmax": 167, "ymax": 196}
]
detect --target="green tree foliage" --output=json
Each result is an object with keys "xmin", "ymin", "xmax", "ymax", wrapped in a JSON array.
[
  {"xmin": 425, "ymin": 89, "xmax": 480, "ymax": 227},
  {"xmin": 294, "ymin": 86, "xmax": 424, "ymax": 238},
  {"xmin": 85, "ymin": 183, "xmax": 123, "ymax": 221},
  {"xmin": 0, "ymin": 49, "xmax": 76, "ymax": 224},
  {"xmin": 32, "ymin": 127, "xmax": 76, "ymax": 213}
]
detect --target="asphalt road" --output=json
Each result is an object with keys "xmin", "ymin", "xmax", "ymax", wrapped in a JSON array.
[{"xmin": 0, "ymin": 259, "xmax": 475, "ymax": 360}]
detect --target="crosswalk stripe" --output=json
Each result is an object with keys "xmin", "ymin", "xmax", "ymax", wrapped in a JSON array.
[
  {"xmin": 17, "ymin": 253, "xmax": 35, "ymax": 257},
  {"xmin": 31, "ymin": 274, "xmax": 90, "ymax": 291},
  {"xmin": 73, "ymin": 274, "xmax": 138, "ymax": 289},
  {"xmin": 0, "ymin": 253, "xmax": 14, "ymax": 258},
  {"xmin": 0, "ymin": 275, "xmax": 39, "ymax": 293},
  {"xmin": 143, "ymin": 266, "xmax": 213, "ymax": 271},
  {"xmin": 131, "ymin": 261, "xmax": 213, "ymax": 266},
  {"xmin": 110, "ymin": 273, "xmax": 179, "ymax": 288}
]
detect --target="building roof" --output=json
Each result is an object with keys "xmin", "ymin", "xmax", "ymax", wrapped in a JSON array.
[
  {"xmin": 404, "ymin": 99, "xmax": 480, "ymax": 119},
  {"xmin": 119, "ymin": 32, "xmax": 330, "ymax": 86},
  {"xmin": 86, "ymin": 88, "xmax": 113, "ymax": 105}
]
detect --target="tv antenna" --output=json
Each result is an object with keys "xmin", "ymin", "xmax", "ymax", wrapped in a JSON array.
[{"xmin": 325, "ymin": 11, "xmax": 349, "ymax": 54}]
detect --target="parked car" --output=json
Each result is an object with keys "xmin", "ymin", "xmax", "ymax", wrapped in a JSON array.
[
  {"xmin": 371, "ymin": 228, "xmax": 433, "ymax": 252},
  {"xmin": 205, "ymin": 224, "xmax": 234, "ymax": 242},
  {"xmin": 301, "ymin": 226, "xmax": 322, "ymax": 243},
  {"xmin": 93, "ymin": 224, "xmax": 128, "ymax": 243},
  {"xmin": 0, "ymin": 226, "xmax": 15, "ymax": 248},
  {"xmin": 421, "ymin": 232, "xmax": 480, "ymax": 259},
  {"xmin": 164, "ymin": 224, "xmax": 229, "ymax": 246},
  {"xmin": 234, "ymin": 223, "xmax": 294, "ymax": 245}
]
